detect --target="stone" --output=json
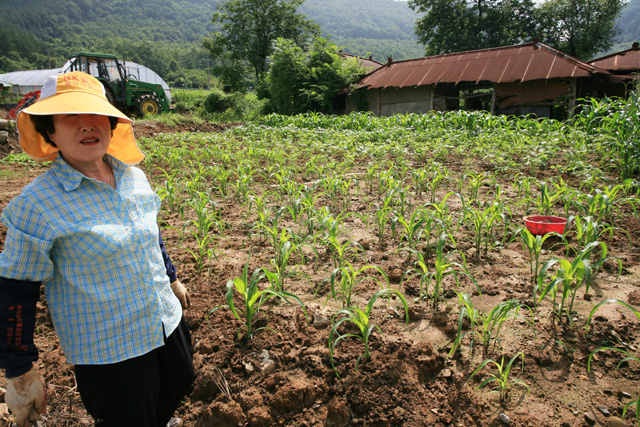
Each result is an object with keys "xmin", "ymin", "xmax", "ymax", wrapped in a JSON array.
[
  {"xmin": 498, "ymin": 413, "xmax": 511, "ymax": 425},
  {"xmin": 597, "ymin": 406, "xmax": 610, "ymax": 416},
  {"xmin": 606, "ymin": 417, "xmax": 627, "ymax": 427},
  {"xmin": 584, "ymin": 412, "xmax": 596, "ymax": 425},
  {"xmin": 312, "ymin": 314, "xmax": 330, "ymax": 329},
  {"xmin": 259, "ymin": 350, "xmax": 276, "ymax": 375}
]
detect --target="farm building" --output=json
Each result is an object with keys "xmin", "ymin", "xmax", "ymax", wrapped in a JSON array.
[
  {"xmin": 340, "ymin": 52, "xmax": 383, "ymax": 72},
  {"xmin": 587, "ymin": 42, "xmax": 640, "ymax": 98},
  {"xmin": 345, "ymin": 40, "xmax": 637, "ymax": 119}
]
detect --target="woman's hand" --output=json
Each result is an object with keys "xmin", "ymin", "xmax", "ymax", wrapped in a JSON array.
[
  {"xmin": 170, "ymin": 279, "xmax": 190, "ymax": 309},
  {"xmin": 5, "ymin": 368, "xmax": 46, "ymax": 427}
]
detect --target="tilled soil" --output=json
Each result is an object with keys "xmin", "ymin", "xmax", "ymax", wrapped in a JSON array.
[{"xmin": 0, "ymin": 120, "xmax": 639, "ymax": 427}]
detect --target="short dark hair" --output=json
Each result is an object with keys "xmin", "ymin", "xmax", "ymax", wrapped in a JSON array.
[{"xmin": 30, "ymin": 115, "xmax": 120, "ymax": 147}]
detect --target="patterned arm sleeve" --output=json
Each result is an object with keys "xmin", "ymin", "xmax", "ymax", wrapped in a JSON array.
[
  {"xmin": 0, "ymin": 195, "xmax": 55, "ymax": 377},
  {"xmin": 158, "ymin": 229, "xmax": 177, "ymax": 283},
  {"xmin": 0, "ymin": 278, "xmax": 40, "ymax": 378}
]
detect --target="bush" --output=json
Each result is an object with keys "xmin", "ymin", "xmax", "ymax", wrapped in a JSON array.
[{"xmin": 203, "ymin": 89, "xmax": 231, "ymax": 113}]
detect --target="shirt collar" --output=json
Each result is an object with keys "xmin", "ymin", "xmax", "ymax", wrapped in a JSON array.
[{"xmin": 50, "ymin": 154, "xmax": 127, "ymax": 192}]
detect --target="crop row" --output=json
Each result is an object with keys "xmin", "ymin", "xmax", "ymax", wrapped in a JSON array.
[{"xmin": 139, "ymin": 104, "xmax": 640, "ymax": 420}]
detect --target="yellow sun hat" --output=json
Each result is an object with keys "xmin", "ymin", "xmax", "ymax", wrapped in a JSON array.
[{"xmin": 16, "ymin": 71, "xmax": 145, "ymax": 164}]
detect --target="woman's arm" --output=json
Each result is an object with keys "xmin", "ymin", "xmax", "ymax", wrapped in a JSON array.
[
  {"xmin": 158, "ymin": 230, "xmax": 189, "ymax": 309},
  {"xmin": 158, "ymin": 230, "xmax": 177, "ymax": 283},
  {"xmin": 0, "ymin": 278, "xmax": 41, "ymax": 378}
]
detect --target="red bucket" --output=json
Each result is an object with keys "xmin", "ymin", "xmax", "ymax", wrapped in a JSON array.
[{"xmin": 523, "ymin": 215, "xmax": 567, "ymax": 236}]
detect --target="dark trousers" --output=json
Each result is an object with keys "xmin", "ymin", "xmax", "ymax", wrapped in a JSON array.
[{"xmin": 74, "ymin": 318, "xmax": 195, "ymax": 427}]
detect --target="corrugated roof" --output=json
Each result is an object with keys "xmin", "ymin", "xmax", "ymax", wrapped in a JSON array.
[
  {"xmin": 589, "ymin": 44, "xmax": 640, "ymax": 72},
  {"xmin": 341, "ymin": 52, "xmax": 383, "ymax": 71},
  {"xmin": 356, "ymin": 41, "xmax": 608, "ymax": 90}
]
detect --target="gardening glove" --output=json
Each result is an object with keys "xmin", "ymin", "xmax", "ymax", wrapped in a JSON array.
[
  {"xmin": 171, "ymin": 279, "xmax": 190, "ymax": 309},
  {"xmin": 5, "ymin": 368, "xmax": 46, "ymax": 427}
]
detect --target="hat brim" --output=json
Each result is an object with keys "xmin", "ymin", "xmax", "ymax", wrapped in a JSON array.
[{"xmin": 17, "ymin": 91, "xmax": 145, "ymax": 165}]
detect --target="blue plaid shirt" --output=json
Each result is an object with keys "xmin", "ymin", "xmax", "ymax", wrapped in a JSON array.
[{"xmin": 0, "ymin": 155, "xmax": 182, "ymax": 365}]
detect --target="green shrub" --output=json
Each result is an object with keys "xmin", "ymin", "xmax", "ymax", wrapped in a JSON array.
[{"xmin": 203, "ymin": 89, "xmax": 231, "ymax": 113}]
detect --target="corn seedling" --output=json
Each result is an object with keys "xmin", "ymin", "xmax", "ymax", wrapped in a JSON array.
[
  {"xmin": 537, "ymin": 245, "xmax": 595, "ymax": 326},
  {"xmin": 428, "ymin": 233, "xmax": 479, "ymax": 308},
  {"xmin": 535, "ymin": 181, "xmax": 566, "ymax": 216},
  {"xmin": 211, "ymin": 256, "xmax": 306, "ymax": 339},
  {"xmin": 327, "ymin": 262, "xmax": 390, "ymax": 308},
  {"xmin": 328, "ymin": 288, "xmax": 409, "ymax": 377},
  {"xmin": 469, "ymin": 351, "xmax": 529, "ymax": 404},
  {"xmin": 465, "ymin": 201, "xmax": 505, "ymax": 258},
  {"xmin": 393, "ymin": 206, "xmax": 432, "ymax": 251},
  {"xmin": 517, "ymin": 227, "xmax": 567, "ymax": 289},
  {"xmin": 450, "ymin": 293, "xmax": 536, "ymax": 358}
]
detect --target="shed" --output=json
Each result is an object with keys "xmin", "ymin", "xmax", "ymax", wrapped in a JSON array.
[
  {"xmin": 347, "ymin": 41, "xmax": 630, "ymax": 118},
  {"xmin": 589, "ymin": 42, "xmax": 640, "ymax": 75}
]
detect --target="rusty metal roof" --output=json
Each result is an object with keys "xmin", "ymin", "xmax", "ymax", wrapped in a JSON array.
[
  {"xmin": 341, "ymin": 52, "xmax": 383, "ymax": 71},
  {"xmin": 356, "ymin": 41, "xmax": 608, "ymax": 90},
  {"xmin": 589, "ymin": 44, "xmax": 640, "ymax": 72}
]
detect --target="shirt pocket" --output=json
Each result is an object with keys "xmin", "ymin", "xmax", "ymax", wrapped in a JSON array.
[{"xmin": 63, "ymin": 221, "xmax": 131, "ymax": 262}]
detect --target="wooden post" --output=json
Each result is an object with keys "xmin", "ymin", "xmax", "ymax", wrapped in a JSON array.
[
  {"xmin": 568, "ymin": 78, "xmax": 577, "ymax": 119},
  {"xmin": 429, "ymin": 86, "xmax": 434, "ymax": 111},
  {"xmin": 490, "ymin": 84, "xmax": 497, "ymax": 115}
]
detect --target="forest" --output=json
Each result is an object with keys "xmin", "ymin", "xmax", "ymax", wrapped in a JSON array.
[
  {"xmin": 0, "ymin": 0, "xmax": 422, "ymax": 87},
  {"xmin": 0, "ymin": 0, "xmax": 639, "ymax": 87}
]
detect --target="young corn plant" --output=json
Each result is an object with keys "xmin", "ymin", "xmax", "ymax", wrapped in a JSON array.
[
  {"xmin": 517, "ymin": 227, "xmax": 567, "ymax": 289},
  {"xmin": 595, "ymin": 183, "xmax": 639, "ymax": 224},
  {"xmin": 565, "ymin": 215, "xmax": 631, "ymax": 258},
  {"xmin": 469, "ymin": 351, "xmax": 529, "ymax": 404},
  {"xmin": 263, "ymin": 234, "xmax": 317, "ymax": 293},
  {"xmin": 465, "ymin": 201, "xmax": 505, "ymax": 259},
  {"xmin": 211, "ymin": 257, "xmax": 306, "ymax": 340},
  {"xmin": 535, "ymin": 181, "xmax": 566, "ymax": 216},
  {"xmin": 462, "ymin": 170, "xmax": 487, "ymax": 205},
  {"xmin": 427, "ymin": 233, "xmax": 479, "ymax": 308},
  {"xmin": 393, "ymin": 206, "xmax": 431, "ymax": 251},
  {"xmin": 324, "ymin": 236, "xmax": 364, "ymax": 270},
  {"xmin": 450, "ymin": 293, "xmax": 536, "ymax": 358},
  {"xmin": 328, "ymin": 288, "xmax": 409, "ymax": 377},
  {"xmin": 327, "ymin": 262, "xmax": 390, "ymax": 308},
  {"xmin": 154, "ymin": 167, "xmax": 181, "ymax": 213},
  {"xmin": 400, "ymin": 249, "xmax": 432, "ymax": 298},
  {"xmin": 426, "ymin": 165, "xmax": 449, "ymax": 204},
  {"xmin": 537, "ymin": 244, "xmax": 603, "ymax": 326},
  {"xmin": 428, "ymin": 192, "xmax": 465, "ymax": 233}
]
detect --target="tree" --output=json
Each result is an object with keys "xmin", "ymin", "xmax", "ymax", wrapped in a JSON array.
[
  {"xmin": 408, "ymin": 0, "xmax": 537, "ymax": 55},
  {"xmin": 265, "ymin": 37, "xmax": 366, "ymax": 114},
  {"xmin": 536, "ymin": 0, "xmax": 625, "ymax": 60},
  {"xmin": 203, "ymin": 0, "xmax": 320, "ymax": 90}
]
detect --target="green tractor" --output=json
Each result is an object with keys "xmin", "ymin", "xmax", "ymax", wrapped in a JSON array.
[{"xmin": 66, "ymin": 52, "xmax": 171, "ymax": 117}]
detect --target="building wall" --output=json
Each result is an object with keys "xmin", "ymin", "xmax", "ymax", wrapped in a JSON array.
[{"xmin": 348, "ymin": 86, "xmax": 433, "ymax": 116}]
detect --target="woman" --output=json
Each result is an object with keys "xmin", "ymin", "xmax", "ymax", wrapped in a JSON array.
[{"xmin": 0, "ymin": 72, "xmax": 195, "ymax": 427}]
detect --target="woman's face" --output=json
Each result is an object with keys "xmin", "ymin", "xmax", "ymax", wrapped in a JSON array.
[{"xmin": 48, "ymin": 114, "xmax": 112, "ymax": 169}]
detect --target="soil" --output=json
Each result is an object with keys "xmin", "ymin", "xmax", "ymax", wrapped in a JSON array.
[{"xmin": 0, "ymin": 118, "xmax": 639, "ymax": 427}]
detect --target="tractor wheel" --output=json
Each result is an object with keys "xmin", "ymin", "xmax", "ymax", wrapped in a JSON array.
[{"xmin": 136, "ymin": 94, "xmax": 161, "ymax": 116}]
